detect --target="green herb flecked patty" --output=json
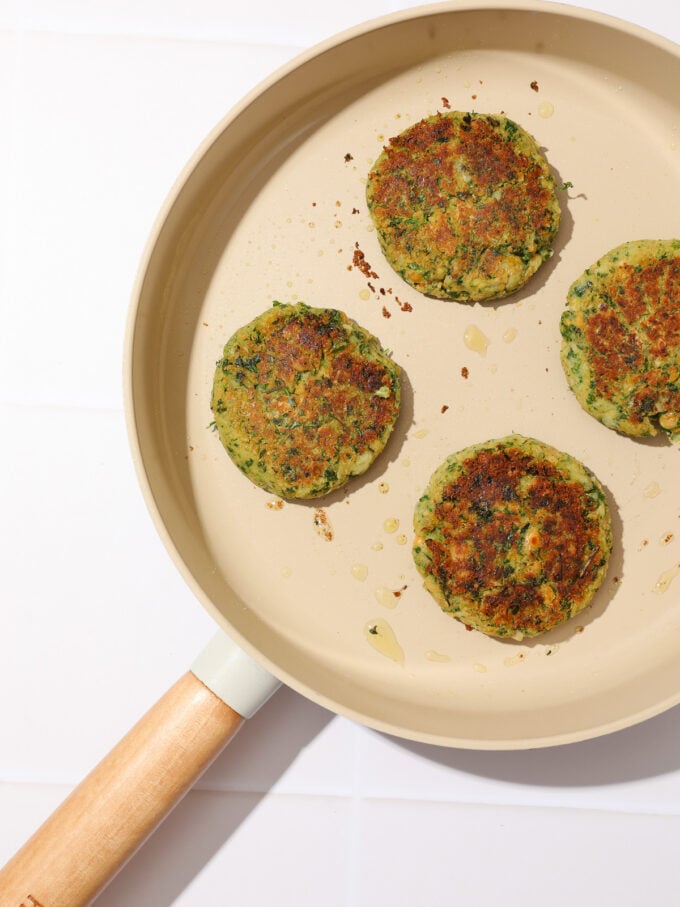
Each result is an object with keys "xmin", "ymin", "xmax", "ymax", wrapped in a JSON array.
[
  {"xmin": 366, "ymin": 111, "xmax": 561, "ymax": 302},
  {"xmin": 211, "ymin": 302, "xmax": 401, "ymax": 499},
  {"xmin": 561, "ymin": 239, "xmax": 680, "ymax": 442},
  {"xmin": 413, "ymin": 435, "xmax": 611, "ymax": 639}
]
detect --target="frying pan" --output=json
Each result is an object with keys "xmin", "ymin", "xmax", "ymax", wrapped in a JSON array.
[{"xmin": 3, "ymin": 0, "xmax": 680, "ymax": 902}]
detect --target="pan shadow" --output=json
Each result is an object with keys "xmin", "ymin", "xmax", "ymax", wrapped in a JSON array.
[
  {"xmin": 96, "ymin": 685, "xmax": 334, "ymax": 907},
  {"xmin": 385, "ymin": 698, "xmax": 680, "ymax": 788}
]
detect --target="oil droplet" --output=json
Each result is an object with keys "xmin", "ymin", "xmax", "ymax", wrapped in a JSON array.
[
  {"xmin": 280, "ymin": 566, "xmax": 292, "ymax": 578},
  {"xmin": 503, "ymin": 327, "xmax": 518, "ymax": 343},
  {"xmin": 383, "ymin": 517, "xmax": 400, "ymax": 533},
  {"xmin": 464, "ymin": 324, "xmax": 490, "ymax": 355},
  {"xmin": 414, "ymin": 428, "xmax": 429, "ymax": 439},
  {"xmin": 644, "ymin": 481, "xmax": 661, "ymax": 498},
  {"xmin": 396, "ymin": 533, "xmax": 408, "ymax": 546},
  {"xmin": 378, "ymin": 482, "xmax": 389, "ymax": 494},
  {"xmin": 473, "ymin": 663, "xmax": 487, "ymax": 673},
  {"xmin": 538, "ymin": 100, "xmax": 555, "ymax": 118},
  {"xmin": 653, "ymin": 563, "xmax": 680, "ymax": 594},
  {"xmin": 503, "ymin": 653, "xmax": 527, "ymax": 668},
  {"xmin": 351, "ymin": 563, "xmax": 368, "ymax": 582},
  {"xmin": 371, "ymin": 541, "xmax": 384, "ymax": 551},
  {"xmin": 359, "ymin": 288, "xmax": 371, "ymax": 300},
  {"xmin": 375, "ymin": 586, "xmax": 399, "ymax": 608},
  {"xmin": 426, "ymin": 650, "xmax": 451, "ymax": 663},
  {"xmin": 365, "ymin": 619, "xmax": 405, "ymax": 664},
  {"xmin": 401, "ymin": 458, "xmax": 411, "ymax": 467}
]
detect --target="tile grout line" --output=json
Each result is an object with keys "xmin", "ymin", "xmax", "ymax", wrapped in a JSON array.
[{"xmin": 346, "ymin": 722, "xmax": 363, "ymax": 907}]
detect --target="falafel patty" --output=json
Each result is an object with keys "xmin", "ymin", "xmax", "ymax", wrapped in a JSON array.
[
  {"xmin": 366, "ymin": 111, "xmax": 561, "ymax": 302},
  {"xmin": 412, "ymin": 435, "xmax": 612, "ymax": 639},
  {"xmin": 560, "ymin": 239, "xmax": 680, "ymax": 442},
  {"xmin": 211, "ymin": 302, "xmax": 401, "ymax": 499}
]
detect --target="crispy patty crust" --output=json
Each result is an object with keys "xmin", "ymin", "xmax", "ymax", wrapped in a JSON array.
[
  {"xmin": 561, "ymin": 239, "xmax": 680, "ymax": 442},
  {"xmin": 211, "ymin": 302, "xmax": 401, "ymax": 499},
  {"xmin": 412, "ymin": 435, "xmax": 611, "ymax": 639},
  {"xmin": 366, "ymin": 111, "xmax": 561, "ymax": 302}
]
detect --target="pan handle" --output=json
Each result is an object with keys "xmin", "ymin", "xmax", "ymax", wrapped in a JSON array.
[{"xmin": 0, "ymin": 631, "xmax": 280, "ymax": 907}]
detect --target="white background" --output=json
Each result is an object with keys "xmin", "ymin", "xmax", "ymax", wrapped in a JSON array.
[{"xmin": 2, "ymin": 1, "xmax": 680, "ymax": 904}]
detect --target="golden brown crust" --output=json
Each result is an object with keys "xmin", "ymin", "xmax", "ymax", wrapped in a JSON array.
[
  {"xmin": 366, "ymin": 112, "xmax": 561, "ymax": 302},
  {"xmin": 561, "ymin": 239, "xmax": 680, "ymax": 441},
  {"xmin": 211, "ymin": 303, "xmax": 401, "ymax": 499},
  {"xmin": 413, "ymin": 435, "xmax": 612, "ymax": 639}
]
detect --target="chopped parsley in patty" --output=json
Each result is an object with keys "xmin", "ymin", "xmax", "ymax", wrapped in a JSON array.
[
  {"xmin": 211, "ymin": 302, "xmax": 401, "ymax": 499},
  {"xmin": 413, "ymin": 435, "xmax": 612, "ymax": 639},
  {"xmin": 366, "ymin": 111, "xmax": 561, "ymax": 302},
  {"xmin": 561, "ymin": 238, "xmax": 680, "ymax": 442}
]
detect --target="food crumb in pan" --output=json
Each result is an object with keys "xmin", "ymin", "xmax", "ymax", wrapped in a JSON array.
[
  {"xmin": 441, "ymin": 404, "xmax": 449, "ymax": 414},
  {"xmin": 344, "ymin": 152, "xmax": 353, "ymax": 162},
  {"xmin": 382, "ymin": 306, "xmax": 391, "ymax": 318},
  {"xmin": 461, "ymin": 366, "xmax": 469, "ymax": 379},
  {"xmin": 383, "ymin": 517, "xmax": 400, "ymax": 534},
  {"xmin": 441, "ymin": 96, "xmax": 451, "ymax": 109},
  {"xmin": 313, "ymin": 508, "xmax": 334, "ymax": 541},
  {"xmin": 530, "ymin": 80, "xmax": 539, "ymax": 92},
  {"xmin": 378, "ymin": 482, "xmax": 389, "ymax": 494},
  {"xmin": 266, "ymin": 498, "xmax": 284, "ymax": 511},
  {"xmin": 661, "ymin": 532, "xmax": 675, "ymax": 545}
]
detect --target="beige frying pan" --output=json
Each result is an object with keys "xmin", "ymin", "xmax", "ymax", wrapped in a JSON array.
[{"xmin": 3, "ymin": 1, "xmax": 680, "ymax": 903}]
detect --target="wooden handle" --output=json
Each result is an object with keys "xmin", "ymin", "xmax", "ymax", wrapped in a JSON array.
[{"xmin": 0, "ymin": 671, "xmax": 244, "ymax": 907}]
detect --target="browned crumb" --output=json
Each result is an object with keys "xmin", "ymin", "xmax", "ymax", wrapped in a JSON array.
[
  {"xmin": 313, "ymin": 508, "xmax": 333, "ymax": 541},
  {"xmin": 461, "ymin": 366, "xmax": 469, "ymax": 379},
  {"xmin": 267, "ymin": 499, "xmax": 284, "ymax": 511},
  {"xmin": 530, "ymin": 80, "xmax": 539, "ymax": 92},
  {"xmin": 441, "ymin": 405, "xmax": 449, "ymax": 413},
  {"xmin": 344, "ymin": 152, "xmax": 353, "ymax": 162},
  {"xmin": 382, "ymin": 306, "xmax": 391, "ymax": 318},
  {"xmin": 352, "ymin": 243, "xmax": 379, "ymax": 280},
  {"xmin": 441, "ymin": 96, "xmax": 451, "ymax": 109}
]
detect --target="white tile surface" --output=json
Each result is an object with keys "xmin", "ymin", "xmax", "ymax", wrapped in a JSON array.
[{"xmin": 2, "ymin": 1, "xmax": 680, "ymax": 905}]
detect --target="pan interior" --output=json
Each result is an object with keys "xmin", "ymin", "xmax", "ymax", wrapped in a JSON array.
[{"xmin": 129, "ymin": 3, "xmax": 680, "ymax": 748}]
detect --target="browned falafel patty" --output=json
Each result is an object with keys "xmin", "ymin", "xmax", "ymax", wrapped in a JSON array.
[
  {"xmin": 366, "ymin": 111, "xmax": 561, "ymax": 302},
  {"xmin": 412, "ymin": 435, "xmax": 612, "ymax": 639},
  {"xmin": 561, "ymin": 239, "xmax": 680, "ymax": 442},
  {"xmin": 211, "ymin": 302, "xmax": 401, "ymax": 499}
]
